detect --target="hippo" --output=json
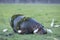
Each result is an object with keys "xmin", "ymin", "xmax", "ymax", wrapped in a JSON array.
[{"xmin": 10, "ymin": 14, "xmax": 47, "ymax": 34}]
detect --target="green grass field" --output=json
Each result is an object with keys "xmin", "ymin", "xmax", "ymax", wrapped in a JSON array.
[{"xmin": 0, "ymin": 4, "xmax": 60, "ymax": 40}]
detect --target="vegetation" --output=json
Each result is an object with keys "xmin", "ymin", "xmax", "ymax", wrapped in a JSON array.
[{"xmin": 0, "ymin": 4, "xmax": 60, "ymax": 40}]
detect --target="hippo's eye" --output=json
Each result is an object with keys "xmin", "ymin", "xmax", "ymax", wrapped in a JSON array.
[{"xmin": 42, "ymin": 26, "xmax": 44, "ymax": 28}]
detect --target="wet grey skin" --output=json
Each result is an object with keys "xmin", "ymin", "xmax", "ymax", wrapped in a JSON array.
[{"xmin": 10, "ymin": 14, "xmax": 47, "ymax": 34}]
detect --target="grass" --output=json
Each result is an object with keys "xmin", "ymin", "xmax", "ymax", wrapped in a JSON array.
[{"xmin": 0, "ymin": 4, "xmax": 60, "ymax": 40}]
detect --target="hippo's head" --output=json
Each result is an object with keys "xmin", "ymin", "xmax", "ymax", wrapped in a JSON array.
[
  {"xmin": 34, "ymin": 25, "xmax": 47, "ymax": 34},
  {"xmin": 39, "ymin": 28, "xmax": 47, "ymax": 34},
  {"xmin": 37, "ymin": 26, "xmax": 47, "ymax": 34}
]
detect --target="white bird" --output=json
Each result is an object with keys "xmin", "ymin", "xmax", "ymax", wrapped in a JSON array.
[
  {"xmin": 47, "ymin": 29, "xmax": 53, "ymax": 33},
  {"xmin": 3, "ymin": 29, "xmax": 8, "ymax": 32},
  {"xmin": 33, "ymin": 28, "xmax": 39, "ymax": 34},
  {"xmin": 51, "ymin": 19, "xmax": 54, "ymax": 27},
  {"xmin": 53, "ymin": 38, "xmax": 58, "ymax": 40},
  {"xmin": 18, "ymin": 30, "xmax": 22, "ymax": 33},
  {"xmin": 54, "ymin": 25, "xmax": 60, "ymax": 27}
]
